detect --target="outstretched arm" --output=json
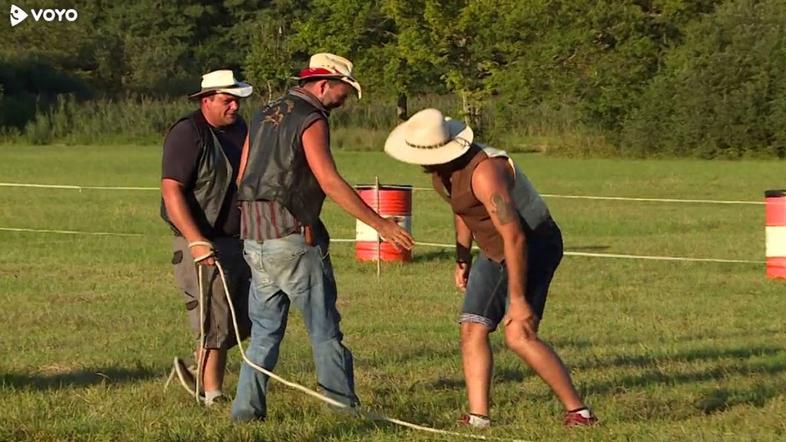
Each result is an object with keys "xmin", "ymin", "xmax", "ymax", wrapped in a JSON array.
[{"xmin": 302, "ymin": 119, "xmax": 413, "ymax": 250}]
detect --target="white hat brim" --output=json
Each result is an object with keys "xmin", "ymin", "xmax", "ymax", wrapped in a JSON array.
[
  {"xmin": 384, "ymin": 118, "xmax": 474, "ymax": 165},
  {"xmin": 215, "ymin": 84, "xmax": 253, "ymax": 98},
  {"xmin": 188, "ymin": 82, "xmax": 253, "ymax": 99},
  {"xmin": 340, "ymin": 77, "xmax": 362, "ymax": 99}
]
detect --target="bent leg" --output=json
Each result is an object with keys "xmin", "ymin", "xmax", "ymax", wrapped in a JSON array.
[{"xmin": 504, "ymin": 328, "xmax": 584, "ymax": 411}]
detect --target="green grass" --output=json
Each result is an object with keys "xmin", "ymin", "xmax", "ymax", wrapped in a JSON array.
[{"xmin": 1, "ymin": 145, "xmax": 785, "ymax": 441}]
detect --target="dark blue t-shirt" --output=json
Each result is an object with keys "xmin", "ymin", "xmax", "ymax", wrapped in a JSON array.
[{"xmin": 162, "ymin": 114, "xmax": 247, "ymax": 236}]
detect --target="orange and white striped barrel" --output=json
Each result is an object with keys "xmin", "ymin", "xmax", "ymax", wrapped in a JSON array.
[
  {"xmin": 766, "ymin": 190, "xmax": 786, "ymax": 279},
  {"xmin": 355, "ymin": 185, "xmax": 412, "ymax": 262}
]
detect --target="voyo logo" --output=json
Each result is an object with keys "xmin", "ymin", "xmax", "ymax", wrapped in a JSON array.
[{"xmin": 10, "ymin": 4, "xmax": 78, "ymax": 27}]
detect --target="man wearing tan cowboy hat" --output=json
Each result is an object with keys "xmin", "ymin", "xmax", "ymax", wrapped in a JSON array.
[
  {"xmin": 231, "ymin": 53, "xmax": 413, "ymax": 421},
  {"xmin": 161, "ymin": 69, "xmax": 253, "ymax": 406},
  {"xmin": 385, "ymin": 108, "xmax": 598, "ymax": 428}
]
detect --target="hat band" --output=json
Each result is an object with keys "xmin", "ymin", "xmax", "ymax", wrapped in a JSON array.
[
  {"xmin": 405, "ymin": 137, "xmax": 469, "ymax": 150},
  {"xmin": 298, "ymin": 67, "xmax": 346, "ymax": 78}
]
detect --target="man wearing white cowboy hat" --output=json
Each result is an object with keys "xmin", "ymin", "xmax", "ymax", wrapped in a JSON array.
[
  {"xmin": 231, "ymin": 53, "xmax": 413, "ymax": 421},
  {"xmin": 161, "ymin": 69, "xmax": 253, "ymax": 406},
  {"xmin": 385, "ymin": 108, "xmax": 598, "ymax": 428}
]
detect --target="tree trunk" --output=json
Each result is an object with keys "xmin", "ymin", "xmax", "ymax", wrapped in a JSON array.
[
  {"xmin": 396, "ymin": 93, "xmax": 408, "ymax": 121},
  {"xmin": 461, "ymin": 90, "xmax": 482, "ymax": 137},
  {"xmin": 266, "ymin": 80, "xmax": 274, "ymax": 103}
]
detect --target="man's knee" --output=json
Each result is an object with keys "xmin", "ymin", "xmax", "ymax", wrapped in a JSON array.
[
  {"xmin": 460, "ymin": 321, "xmax": 491, "ymax": 348},
  {"xmin": 503, "ymin": 326, "xmax": 539, "ymax": 350}
]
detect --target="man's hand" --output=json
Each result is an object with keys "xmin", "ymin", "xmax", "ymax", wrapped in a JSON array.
[
  {"xmin": 377, "ymin": 218, "xmax": 414, "ymax": 250},
  {"xmin": 504, "ymin": 301, "xmax": 539, "ymax": 339},
  {"xmin": 189, "ymin": 241, "xmax": 215, "ymax": 266},
  {"xmin": 454, "ymin": 261, "xmax": 471, "ymax": 291}
]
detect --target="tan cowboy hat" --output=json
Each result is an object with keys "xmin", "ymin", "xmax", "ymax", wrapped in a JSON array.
[
  {"xmin": 188, "ymin": 70, "xmax": 253, "ymax": 100},
  {"xmin": 384, "ymin": 108, "xmax": 474, "ymax": 165},
  {"xmin": 292, "ymin": 53, "xmax": 362, "ymax": 99}
]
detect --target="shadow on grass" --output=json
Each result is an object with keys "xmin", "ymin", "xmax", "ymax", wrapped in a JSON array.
[
  {"xmin": 414, "ymin": 363, "xmax": 529, "ymax": 394},
  {"xmin": 307, "ymin": 416, "xmax": 386, "ymax": 442},
  {"xmin": 405, "ymin": 344, "xmax": 785, "ymax": 416},
  {"xmin": 411, "ymin": 249, "xmax": 452, "ymax": 263},
  {"xmin": 694, "ymin": 383, "xmax": 780, "ymax": 414},
  {"xmin": 549, "ymin": 328, "xmax": 786, "ymax": 350},
  {"xmin": 574, "ymin": 344, "xmax": 783, "ymax": 371},
  {"xmin": 1, "ymin": 365, "xmax": 159, "ymax": 390},
  {"xmin": 362, "ymin": 345, "xmax": 457, "ymax": 369},
  {"xmin": 564, "ymin": 244, "xmax": 610, "ymax": 252},
  {"xmin": 578, "ymin": 344, "xmax": 786, "ymax": 413}
]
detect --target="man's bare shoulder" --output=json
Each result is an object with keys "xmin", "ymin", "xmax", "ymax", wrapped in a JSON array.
[{"xmin": 472, "ymin": 157, "xmax": 513, "ymax": 195}]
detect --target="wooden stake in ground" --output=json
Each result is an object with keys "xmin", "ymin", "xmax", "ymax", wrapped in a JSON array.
[{"xmin": 375, "ymin": 176, "xmax": 382, "ymax": 280}]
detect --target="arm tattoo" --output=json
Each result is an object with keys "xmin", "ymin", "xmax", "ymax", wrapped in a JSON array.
[{"xmin": 491, "ymin": 193, "xmax": 514, "ymax": 225}]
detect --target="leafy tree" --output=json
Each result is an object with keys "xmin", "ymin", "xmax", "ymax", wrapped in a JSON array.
[
  {"xmin": 289, "ymin": 1, "xmax": 411, "ymax": 114},
  {"xmin": 622, "ymin": 0, "xmax": 786, "ymax": 157}
]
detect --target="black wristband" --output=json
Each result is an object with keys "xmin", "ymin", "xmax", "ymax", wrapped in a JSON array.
[{"xmin": 456, "ymin": 242, "xmax": 472, "ymax": 264}]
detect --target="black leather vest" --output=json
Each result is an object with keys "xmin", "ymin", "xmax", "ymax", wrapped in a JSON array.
[
  {"xmin": 160, "ymin": 111, "xmax": 233, "ymax": 236},
  {"xmin": 237, "ymin": 91, "xmax": 327, "ymax": 226}
]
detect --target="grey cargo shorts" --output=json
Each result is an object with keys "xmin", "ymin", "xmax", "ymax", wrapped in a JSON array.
[{"xmin": 172, "ymin": 236, "xmax": 251, "ymax": 349}]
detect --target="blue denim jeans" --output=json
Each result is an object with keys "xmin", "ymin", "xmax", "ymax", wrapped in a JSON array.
[
  {"xmin": 461, "ymin": 225, "xmax": 563, "ymax": 331},
  {"xmin": 231, "ymin": 233, "xmax": 358, "ymax": 421}
]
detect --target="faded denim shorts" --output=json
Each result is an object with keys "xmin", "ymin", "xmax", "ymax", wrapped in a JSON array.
[{"xmin": 461, "ymin": 225, "xmax": 563, "ymax": 331}]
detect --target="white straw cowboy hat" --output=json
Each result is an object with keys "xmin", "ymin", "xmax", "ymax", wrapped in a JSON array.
[
  {"xmin": 384, "ymin": 108, "xmax": 474, "ymax": 165},
  {"xmin": 292, "ymin": 53, "xmax": 362, "ymax": 99},
  {"xmin": 188, "ymin": 70, "xmax": 253, "ymax": 100}
]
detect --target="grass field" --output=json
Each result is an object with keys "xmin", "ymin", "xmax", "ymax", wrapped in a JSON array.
[{"xmin": 1, "ymin": 145, "xmax": 785, "ymax": 441}]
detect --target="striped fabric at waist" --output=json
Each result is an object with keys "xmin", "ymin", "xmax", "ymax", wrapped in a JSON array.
[{"xmin": 240, "ymin": 200, "xmax": 302, "ymax": 241}]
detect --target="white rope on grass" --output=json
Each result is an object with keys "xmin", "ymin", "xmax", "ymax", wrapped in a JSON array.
[
  {"xmin": 0, "ymin": 227, "xmax": 144, "ymax": 237},
  {"xmin": 330, "ymin": 238, "xmax": 764, "ymax": 264},
  {"xmin": 197, "ymin": 263, "xmax": 206, "ymax": 405},
  {"xmin": 192, "ymin": 240, "xmax": 216, "ymax": 405},
  {"xmin": 208, "ymin": 258, "xmax": 531, "ymax": 442},
  {"xmin": 0, "ymin": 181, "xmax": 765, "ymax": 205},
  {"xmin": 540, "ymin": 193, "xmax": 764, "ymax": 205},
  {"xmin": 562, "ymin": 251, "xmax": 762, "ymax": 264},
  {"xmin": 0, "ymin": 182, "xmax": 158, "ymax": 191},
  {"xmin": 362, "ymin": 184, "xmax": 765, "ymax": 205},
  {"xmin": 0, "ymin": 227, "xmax": 764, "ymax": 264}
]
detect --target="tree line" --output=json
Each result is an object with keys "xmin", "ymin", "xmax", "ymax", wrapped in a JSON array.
[{"xmin": 1, "ymin": 0, "xmax": 785, "ymax": 157}]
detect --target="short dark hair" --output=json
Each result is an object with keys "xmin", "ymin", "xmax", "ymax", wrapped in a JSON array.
[
  {"xmin": 298, "ymin": 77, "xmax": 345, "ymax": 88},
  {"xmin": 422, "ymin": 143, "xmax": 481, "ymax": 175}
]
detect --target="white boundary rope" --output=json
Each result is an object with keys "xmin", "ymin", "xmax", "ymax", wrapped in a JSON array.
[
  {"xmin": 539, "ymin": 193, "xmax": 763, "ymax": 205},
  {"xmin": 329, "ymin": 238, "xmax": 764, "ymax": 264},
  {"xmin": 0, "ymin": 227, "xmax": 764, "ymax": 264},
  {"xmin": 0, "ymin": 227, "xmax": 144, "ymax": 237},
  {"xmin": 0, "ymin": 181, "xmax": 764, "ymax": 205},
  {"xmin": 561, "ymin": 251, "xmax": 761, "ymax": 264},
  {"xmin": 208, "ymin": 259, "xmax": 531, "ymax": 442},
  {"xmin": 0, "ymin": 182, "xmax": 159, "ymax": 191}
]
